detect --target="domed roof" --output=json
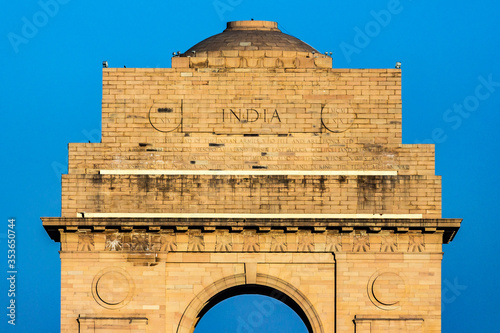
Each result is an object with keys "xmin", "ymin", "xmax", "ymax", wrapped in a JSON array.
[{"xmin": 183, "ymin": 20, "xmax": 319, "ymax": 54}]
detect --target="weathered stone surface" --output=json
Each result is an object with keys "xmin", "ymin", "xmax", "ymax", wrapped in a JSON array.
[{"xmin": 43, "ymin": 20, "xmax": 460, "ymax": 333}]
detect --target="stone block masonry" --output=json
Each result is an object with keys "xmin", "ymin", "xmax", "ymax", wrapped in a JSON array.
[{"xmin": 42, "ymin": 20, "xmax": 460, "ymax": 333}]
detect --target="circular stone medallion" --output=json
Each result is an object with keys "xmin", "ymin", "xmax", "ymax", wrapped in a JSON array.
[
  {"xmin": 148, "ymin": 100, "xmax": 182, "ymax": 133},
  {"xmin": 92, "ymin": 268, "xmax": 134, "ymax": 309},
  {"xmin": 368, "ymin": 271, "xmax": 406, "ymax": 310},
  {"xmin": 321, "ymin": 103, "xmax": 356, "ymax": 133}
]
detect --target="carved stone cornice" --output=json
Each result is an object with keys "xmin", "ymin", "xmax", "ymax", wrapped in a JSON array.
[{"xmin": 42, "ymin": 217, "xmax": 461, "ymax": 244}]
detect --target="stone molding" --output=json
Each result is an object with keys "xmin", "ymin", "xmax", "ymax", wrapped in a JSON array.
[{"xmin": 43, "ymin": 217, "xmax": 461, "ymax": 244}]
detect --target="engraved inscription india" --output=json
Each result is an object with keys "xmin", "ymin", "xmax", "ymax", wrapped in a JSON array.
[{"xmin": 148, "ymin": 100, "xmax": 356, "ymax": 135}]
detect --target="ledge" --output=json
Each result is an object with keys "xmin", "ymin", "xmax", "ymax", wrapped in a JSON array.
[
  {"xmin": 354, "ymin": 315, "xmax": 424, "ymax": 322},
  {"xmin": 42, "ymin": 217, "xmax": 461, "ymax": 244}
]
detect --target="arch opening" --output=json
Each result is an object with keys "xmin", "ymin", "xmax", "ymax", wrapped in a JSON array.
[{"xmin": 194, "ymin": 285, "xmax": 312, "ymax": 333}]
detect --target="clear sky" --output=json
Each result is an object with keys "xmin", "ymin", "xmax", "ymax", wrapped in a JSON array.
[{"xmin": 1, "ymin": 0, "xmax": 499, "ymax": 332}]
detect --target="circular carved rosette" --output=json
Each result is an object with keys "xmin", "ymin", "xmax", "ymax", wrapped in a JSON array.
[
  {"xmin": 148, "ymin": 100, "xmax": 182, "ymax": 133},
  {"xmin": 367, "ymin": 271, "xmax": 406, "ymax": 310},
  {"xmin": 320, "ymin": 102, "xmax": 356, "ymax": 133},
  {"xmin": 92, "ymin": 267, "xmax": 134, "ymax": 309}
]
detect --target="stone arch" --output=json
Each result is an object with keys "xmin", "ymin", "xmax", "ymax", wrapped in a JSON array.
[{"xmin": 177, "ymin": 273, "xmax": 324, "ymax": 333}]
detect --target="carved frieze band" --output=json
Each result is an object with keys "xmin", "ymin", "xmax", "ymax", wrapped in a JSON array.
[{"xmin": 72, "ymin": 230, "xmax": 428, "ymax": 253}]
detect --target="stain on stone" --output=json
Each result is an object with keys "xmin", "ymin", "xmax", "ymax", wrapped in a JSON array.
[
  {"xmin": 156, "ymin": 175, "xmax": 177, "ymax": 194},
  {"xmin": 227, "ymin": 177, "xmax": 240, "ymax": 188},
  {"xmin": 192, "ymin": 175, "xmax": 201, "ymax": 184},
  {"xmin": 93, "ymin": 193, "xmax": 102, "ymax": 212},
  {"xmin": 357, "ymin": 175, "xmax": 398, "ymax": 210},
  {"xmin": 158, "ymin": 107, "xmax": 173, "ymax": 113},
  {"xmin": 269, "ymin": 175, "xmax": 294, "ymax": 189},
  {"xmin": 108, "ymin": 175, "xmax": 116, "ymax": 191},
  {"xmin": 362, "ymin": 144, "xmax": 400, "ymax": 161},
  {"xmin": 301, "ymin": 177, "xmax": 308, "ymax": 188},
  {"xmin": 137, "ymin": 175, "xmax": 151, "ymax": 193},
  {"xmin": 209, "ymin": 143, "xmax": 225, "ymax": 147},
  {"xmin": 92, "ymin": 174, "xmax": 103, "ymax": 185},
  {"xmin": 317, "ymin": 175, "xmax": 327, "ymax": 193},
  {"xmin": 357, "ymin": 176, "xmax": 378, "ymax": 191},
  {"xmin": 209, "ymin": 176, "xmax": 225, "ymax": 188},
  {"xmin": 362, "ymin": 144, "xmax": 383, "ymax": 153}
]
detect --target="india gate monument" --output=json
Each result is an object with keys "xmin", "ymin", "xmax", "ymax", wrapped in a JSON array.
[{"xmin": 43, "ymin": 20, "xmax": 461, "ymax": 332}]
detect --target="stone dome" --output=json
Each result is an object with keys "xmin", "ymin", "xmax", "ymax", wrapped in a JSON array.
[{"xmin": 183, "ymin": 20, "xmax": 319, "ymax": 54}]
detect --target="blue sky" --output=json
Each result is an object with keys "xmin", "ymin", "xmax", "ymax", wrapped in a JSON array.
[{"xmin": 1, "ymin": 0, "xmax": 499, "ymax": 332}]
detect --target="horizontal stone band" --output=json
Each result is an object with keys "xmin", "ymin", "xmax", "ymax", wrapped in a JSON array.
[
  {"xmin": 77, "ymin": 213, "xmax": 422, "ymax": 219},
  {"xmin": 99, "ymin": 170, "xmax": 398, "ymax": 176}
]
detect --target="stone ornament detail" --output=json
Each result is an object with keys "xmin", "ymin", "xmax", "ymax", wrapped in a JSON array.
[
  {"xmin": 297, "ymin": 232, "xmax": 315, "ymax": 252},
  {"xmin": 132, "ymin": 233, "xmax": 150, "ymax": 251},
  {"xmin": 242, "ymin": 232, "xmax": 260, "ymax": 252},
  {"xmin": 380, "ymin": 234, "xmax": 398, "ymax": 252},
  {"xmin": 105, "ymin": 232, "xmax": 153, "ymax": 252},
  {"xmin": 408, "ymin": 234, "xmax": 425, "ymax": 252},
  {"xmin": 105, "ymin": 233, "xmax": 122, "ymax": 251},
  {"xmin": 367, "ymin": 271, "xmax": 406, "ymax": 310},
  {"xmin": 353, "ymin": 234, "xmax": 370, "ymax": 252},
  {"xmin": 215, "ymin": 232, "xmax": 233, "ymax": 252},
  {"xmin": 120, "ymin": 234, "xmax": 133, "ymax": 251},
  {"xmin": 77, "ymin": 232, "xmax": 94, "ymax": 251},
  {"xmin": 89, "ymin": 230, "xmax": 430, "ymax": 253},
  {"xmin": 270, "ymin": 233, "xmax": 287, "ymax": 252},
  {"xmin": 188, "ymin": 232, "xmax": 205, "ymax": 252},
  {"xmin": 159, "ymin": 233, "xmax": 177, "ymax": 252},
  {"xmin": 325, "ymin": 233, "xmax": 342, "ymax": 252},
  {"xmin": 91, "ymin": 267, "xmax": 134, "ymax": 310}
]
